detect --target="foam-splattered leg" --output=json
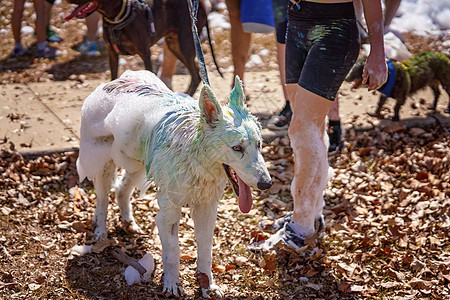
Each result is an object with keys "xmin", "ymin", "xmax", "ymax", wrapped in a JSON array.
[
  {"xmin": 92, "ymin": 160, "xmax": 116, "ymax": 240},
  {"xmin": 155, "ymin": 201, "xmax": 183, "ymax": 297},
  {"xmin": 115, "ymin": 169, "xmax": 145, "ymax": 234},
  {"xmin": 191, "ymin": 201, "xmax": 223, "ymax": 298}
]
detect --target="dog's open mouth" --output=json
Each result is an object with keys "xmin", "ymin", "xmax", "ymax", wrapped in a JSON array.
[
  {"xmin": 223, "ymin": 164, "xmax": 252, "ymax": 214},
  {"xmin": 65, "ymin": 1, "xmax": 99, "ymax": 21}
]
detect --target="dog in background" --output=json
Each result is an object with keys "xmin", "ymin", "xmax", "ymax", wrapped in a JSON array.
[
  {"xmin": 77, "ymin": 70, "xmax": 272, "ymax": 297},
  {"xmin": 346, "ymin": 52, "xmax": 450, "ymax": 121},
  {"xmin": 66, "ymin": 0, "xmax": 220, "ymax": 96}
]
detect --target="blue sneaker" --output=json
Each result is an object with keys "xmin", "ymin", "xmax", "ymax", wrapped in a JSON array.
[
  {"xmin": 46, "ymin": 26, "xmax": 63, "ymax": 43},
  {"xmin": 35, "ymin": 45, "xmax": 61, "ymax": 58},
  {"xmin": 11, "ymin": 45, "xmax": 27, "ymax": 57},
  {"xmin": 78, "ymin": 40, "xmax": 100, "ymax": 56}
]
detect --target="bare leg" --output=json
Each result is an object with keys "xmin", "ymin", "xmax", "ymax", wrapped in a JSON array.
[
  {"xmin": 226, "ymin": 0, "xmax": 251, "ymax": 87},
  {"xmin": 288, "ymin": 84, "xmax": 332, "ymax": 235},
  {"xmin": 158, "ymin": 40, "xmax": 178, "ymax": 90},
  {"xmin": 384, "ymin": 0, "xmax": 401, "ymax": 28},
  {"xmin": 276, "ymin": 42, "xmax": 288, "ymax": 103},
  {"xmin": 328, "ymin": 95, "xmax": 340, "ymax": 121},
  {"xmin": 12, "ymin": 0, "xmax": 26, "ymax": 44},
  {"xmin": 33, "ymin": 0, "xmax": 48, "ymax": 44},
  {"xmin": 86, "ymin": 12, "xmax": 100, "ymax": 42}
]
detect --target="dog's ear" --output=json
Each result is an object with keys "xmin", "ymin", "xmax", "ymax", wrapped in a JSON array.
[
  {"xmin": 228, "ymin": 76, "xmax": 247, "ymax": 112},
  {"xmin": 199, "ymin": 84, "xmax": 222, "ymax": 125}
]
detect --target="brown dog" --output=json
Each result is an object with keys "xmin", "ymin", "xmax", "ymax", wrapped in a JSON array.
[
  {"xmin": 66, "ymin": 0, "xmax": 218, "ymax": 95},
  {"xmin": 346, "ymin": 52, "xmax": 450, "ymax": 121}
]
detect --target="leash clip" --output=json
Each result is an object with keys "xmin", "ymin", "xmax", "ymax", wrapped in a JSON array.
[{"xmin": 290, "ymin": 0, "xmax": 301, "ymax": 11}]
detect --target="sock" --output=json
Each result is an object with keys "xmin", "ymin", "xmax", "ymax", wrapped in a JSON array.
[
  {"xmin": 288, "ymin": 220, "xmax": 314, "ymax": 237},
  {"xmin": 328, "ymin": 119, "xmax": 341, "ymax": 127},
  {"xmin": 37, "ymin": 41, "xmax": 47, "ymax": 51}
]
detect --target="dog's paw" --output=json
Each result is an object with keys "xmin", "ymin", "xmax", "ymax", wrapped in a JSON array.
[
  {"xmin": 93, "ymin": 229, "xmax": 108, "ymax": 241},
  {"xmin": 123, "ymin": 220, "xmax": 145, "ymax": 235},
  {"xmin": 201, "ymin": 284, "xmax": 224, "ymax": 298},
  {"xmin": 162, "ymin": 278, "xmax": 184, "ymax": 297}
]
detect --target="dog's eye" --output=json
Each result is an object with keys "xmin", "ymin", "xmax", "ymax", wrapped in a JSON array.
[{"xmin": 232, "ymin": 145, "xmax": 243, "ymax": 152}]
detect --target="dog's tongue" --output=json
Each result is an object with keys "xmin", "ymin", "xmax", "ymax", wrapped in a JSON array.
[
  {"xmin": 237, "ymin": 176, "xmax": 252, "ymax": 213},
  {"xmin": 65, "ymin": 2, "xmax": 98, "ymax": 21}
]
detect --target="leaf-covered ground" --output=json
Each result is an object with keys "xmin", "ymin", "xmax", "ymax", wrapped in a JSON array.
[
  {"xmin": 1, "ymin": 1, "xmax": 450, "ymax": 299},
  {"xmin": 1, "ymin": 122, "xmax": 449, "ymax": 299}
]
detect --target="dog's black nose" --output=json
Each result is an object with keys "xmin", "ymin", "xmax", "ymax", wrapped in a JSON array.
[{"xmin": 257, "ymin": 180, "xmax": 272, "ymax": 190}]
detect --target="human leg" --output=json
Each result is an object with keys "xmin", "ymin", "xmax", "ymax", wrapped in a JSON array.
[
  {"xmin": 225, "ymin": 0, "xmax": 251, "ymax": 87},
  {"xmin": 11, "ymin": 0, "xmax": 26, "ymax": 56},
  {"xmin": 157, "ymin": 40, "xmax": 179, "ymax": 90},
  {"xmin": 327, "ymin": 96, "xmax": 344, "ymax": 152},
  {"xmin": 288, "ymin": 85, "xmax": 333, "ymax": 235},
  {"xmin": 78, "ymin": 12, "xmax": 100, "ymax": 56},
  {"xmin": 34, "ymin": 0, "xmax": 60, "ymax": 57}
]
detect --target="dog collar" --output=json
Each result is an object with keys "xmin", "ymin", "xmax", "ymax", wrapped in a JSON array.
[{"xmin": 378, "ymin": 59, "xmax": 396, "ymax": 98}]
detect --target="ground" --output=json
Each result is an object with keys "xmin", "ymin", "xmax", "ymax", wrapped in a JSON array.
[{"xmin": 1, "ymin": 1, "xmax": 450, "ymax": 299}]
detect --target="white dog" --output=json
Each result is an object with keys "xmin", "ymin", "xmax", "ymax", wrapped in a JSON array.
[{"xmin": 77, "ymin": 70, "xmax": 272, "ymax": 297}]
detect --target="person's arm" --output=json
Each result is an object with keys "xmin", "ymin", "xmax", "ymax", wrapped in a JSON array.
[{"xmin": 360, "ymin": 0, "xmax": 387, "ymax": 91}]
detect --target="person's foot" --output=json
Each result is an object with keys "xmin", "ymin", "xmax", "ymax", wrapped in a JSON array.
[
  {"xmin": 46, "ymin": 26, "xmax": 63, "ymax": 43},
  {"xmin": 78, "ymin": 40, "xmax": 100, "ymax": 56},
  {"xmin": 267, "ymin": 102, "xmax": 292, "ymax": 130},
  {"xmin": 11, "ymin": 45, "xmax": 27, "ymax": 57},
  {"xmin": 259, "ymin": 212, "xmax": 293, "ymax": 233},
  {"xmin": 35, "ymin": 45, "xmax": 62, "ymax": 58},
  {"xmin": 259, "ymin": 213, "xmax": 324, "ymax": 234},
  {"xmin": 249, "ymin": 222, "xmax": 307, "ymax": 253},
  {"xmin": 328, "ymin": 120, "xmax": 344, "ymax": 152},
  {"xmin": 251, "ymin": 215, "xmax": 325, "ymax": 253}
]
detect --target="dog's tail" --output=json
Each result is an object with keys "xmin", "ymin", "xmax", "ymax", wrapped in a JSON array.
[{"xmin": 205, "ymin": 16, "xmax": 223, "ymax": 78}]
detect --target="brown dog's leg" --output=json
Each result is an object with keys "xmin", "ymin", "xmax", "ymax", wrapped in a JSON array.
[
  {"xmin": 107, "ymin": 46, "xmax": 120, "ymax": 80},
  {"xmin": 138, "ymin": 48, "xmax": 153, "ymax": 74},
  {"xmin": 429, "ymin": 82, "xmax": 441, "ymax": 110},
  {"xmin": 393, "ymin": 96, "xmax": 405, "ymax": 121},
  {"xmin": 369, "ymin": 94, "xmax": 387, "ymax": 118}
]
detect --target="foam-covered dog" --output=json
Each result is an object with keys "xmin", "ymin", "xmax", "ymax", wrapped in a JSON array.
[
  {"xmin": 346, "ymin": 52, "xmax": 450, "ymax": 121},
  {"xmin": 77, "ymin": 70, "xmax": 272, "ymax": 297}
]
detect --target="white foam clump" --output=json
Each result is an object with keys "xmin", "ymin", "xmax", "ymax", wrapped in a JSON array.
[
  {"xmin": 245, "ymin": 54, "xmax": 263, "ymax": 68},
  {"xmin": 21, "ymin": 26, "xmax": 34, "ymax": 35},
  {"xmin": 208, "ymin": 11, "xmax": 231, "ymax": 29},
  {"xmin": 71, "ymin": 245, "xmax": 92, "ymax": 256},
  {"xmin": 390, "ymin": 0, "xmax": 450, "ymax": 37},
  {"xmin": 123, "ymin": 253, "xmax": 155, "ymax": 285}
]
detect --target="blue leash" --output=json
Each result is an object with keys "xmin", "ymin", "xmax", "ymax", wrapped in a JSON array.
[{"xmin": 187, "ymin": 0, "xmax": 210, "ymax": 86}]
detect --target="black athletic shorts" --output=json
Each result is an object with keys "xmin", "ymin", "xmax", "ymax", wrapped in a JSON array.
[
  {"xmin": 285, "ymin": 1, "xmax": 360, "ymax": 100},
  {"xmin": 272, "ymin": 0, "xmax": 289, "ymax": 43}
]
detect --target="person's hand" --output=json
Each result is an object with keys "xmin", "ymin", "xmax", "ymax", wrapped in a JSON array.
[{"xmin": 362, "ymin": 53, "xmax": 388, "ymax": 91}]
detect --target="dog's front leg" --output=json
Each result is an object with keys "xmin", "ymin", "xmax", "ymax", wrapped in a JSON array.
[
  {"xmin": 155, "ymin": 203, "xmax": 183, "ymax": 297},
  {"xmin": 92, "ymin": 160, "xmax": 116, "ymax": 241},
  {"xmin": 191, "ymin": 201, "xmax": 224, "ymax": 298}
]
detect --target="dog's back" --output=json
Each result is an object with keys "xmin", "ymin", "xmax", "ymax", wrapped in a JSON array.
[
  {"xmin": 401, "ymin": 52, "xmax": 450, "ymax": 93},
  {"xmin": 77, "ymin": 70, "xmax": 192, "ymax": 181}
]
